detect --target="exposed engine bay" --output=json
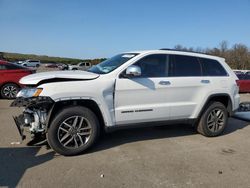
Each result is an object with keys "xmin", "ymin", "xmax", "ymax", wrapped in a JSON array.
[{"xmin": 11, "ymin": 96, "xmax": 54, "ymax": 140}]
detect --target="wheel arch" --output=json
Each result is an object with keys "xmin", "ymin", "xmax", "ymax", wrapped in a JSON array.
[
  {"xmin": 0, "ymin": 81, "xmax": 21, "ymax": 88},
  {"xmin": 198, "ymin": 93, "xmax": 233, "ymax": 119},
  {"xmin": 46, "ymin": 99, "xmax": 106, "ymax": 131}
]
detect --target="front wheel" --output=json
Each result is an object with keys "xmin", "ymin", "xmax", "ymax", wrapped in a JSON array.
[
  {"xmin": 197, "ymin": 102, "xmax": 228, "ymax": 137},
  {"xmin": 47, "ymin": 106, "xmax": 100, "ymax": 156}
]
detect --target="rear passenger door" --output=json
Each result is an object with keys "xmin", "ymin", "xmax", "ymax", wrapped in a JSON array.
[{"xmin": 166, "ymin": 55, "xmax": 208, "ymax": 120}]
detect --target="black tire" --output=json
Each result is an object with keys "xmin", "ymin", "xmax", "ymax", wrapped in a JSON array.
[
  {"xmin": 0, "ymin": 83, "xmax": 20, "ymax": 99},
  {"xmin": 197, "ymin": 102, "xmax": 228, "ymax": 137},
  {"xmin": 72, "ymin": 68, "xmax": 78, "ymax": 70},
  {"xmin": 36, "ymin": 64, "xmax": 40, "ymax": 68},
  {"xmin": 47, "ymin": 106, "xmax": 100, "ymax": 156}
]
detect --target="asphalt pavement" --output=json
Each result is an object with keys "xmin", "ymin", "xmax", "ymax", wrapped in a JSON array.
[{"xmin": 0, "ymin": 95, "xmax": 250, "ymax": 188}]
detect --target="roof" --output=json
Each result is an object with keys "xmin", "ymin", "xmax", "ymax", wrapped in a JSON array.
[{"xmin": 125, "ymin": 49, "xmax": 225, "ymax": 62}]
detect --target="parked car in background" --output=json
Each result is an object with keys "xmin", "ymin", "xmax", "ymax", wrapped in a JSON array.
[
  {"xmin": 245, "ymin": 71, "xmax": 250, "ymax": 75},
  {"xmin": 21, "ymin": 60, "xmax": 41, "ymax": 68},
  {"xmin": 58, "ymin": 63, "xmax": 69, "ymax": 70},
  {"xmin": 45, "ymin": 63, "xmax": 59, "ymax": 68},
  {"xmin": 0, "ymin": 60, "xmax": 35, "ymax": 99},
  {"xmin": 234, "ymin": 70, "xmax": 244, "ymax": 75},
  {"xmin": 236, "ymin": 74, "xmax": 250, "ymax": 93},
  {"xmin": 68, "ymin": 62, "xmax": 91, "ymax": 70}
]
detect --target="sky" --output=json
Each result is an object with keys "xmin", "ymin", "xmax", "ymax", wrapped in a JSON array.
[{"xmin": 0, "ymin": 0, "xmax": 249, "ymax": 59}]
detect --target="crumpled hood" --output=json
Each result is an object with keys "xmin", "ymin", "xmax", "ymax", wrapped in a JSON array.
[{"xmin": 19, "ymin": 70, "xmax": 99, "ymax": 85}]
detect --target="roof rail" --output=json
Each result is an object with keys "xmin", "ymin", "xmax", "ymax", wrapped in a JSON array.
[{"xmin": 159, "ymin": 48, "xmax": 209, "ymax": 55}]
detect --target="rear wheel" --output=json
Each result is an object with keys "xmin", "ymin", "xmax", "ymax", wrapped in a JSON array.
[
  {"xmin": 47, "ymin": 106, "xmax": 100, "ymax": 156},
  {"xmin": 0, "ymin": 83, "xmax": 20, "ymax": 99},
  {"xmin": 197, "ymin": 102, "xmax": 228, "ymax": 137}
]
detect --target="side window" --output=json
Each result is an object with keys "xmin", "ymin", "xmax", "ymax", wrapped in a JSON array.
[
  {"xmin": 237, "ymin": 74, "xmax": 245, "ymax": 80},
  {"xmin": 133, "ymin": 54, "xmax": 168, "ymax": 77},
  {"xmin": 199, "ymin": 58, "xmax": 228, "ymax": 76},
  {"xmin": 169, "ymin": 55, "xmax": 201, "ymax": 77},
  {"xmin": 0, "ymin": 65, "xmax": 6, "ymax": 70},
  {"xmin": 245, "ymin": 75, "xmax": 250, "ymax": 80},
  {"xmin": 6, "ymin": 64, "xmax": 24, "ymax": 70}
]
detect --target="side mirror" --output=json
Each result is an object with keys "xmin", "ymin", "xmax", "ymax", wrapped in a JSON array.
[{"xmin": 125, "ymin": 65, "xmax": 141, "ymax": 77}]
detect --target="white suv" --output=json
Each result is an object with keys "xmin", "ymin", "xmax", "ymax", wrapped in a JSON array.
[
  {"xmin": 68, "ymin": 62, "xmax": 92, "ymax": 71},
  {"xmin": 21, "ymin": 60, "xmax": 41, "ymax": 67},
  {"xmin": 12, "ymin": 49, "xmax": 240, "ymax": 156}
]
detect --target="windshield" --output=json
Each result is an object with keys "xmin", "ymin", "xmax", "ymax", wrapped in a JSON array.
[{"xmin": 88, "ymin": 53, "xmax": 138, "ymax": 74}]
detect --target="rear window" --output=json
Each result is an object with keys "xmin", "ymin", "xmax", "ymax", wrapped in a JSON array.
[{"xmin": 199, "ymin": 58, "xmax": 228, "ymax": 76}]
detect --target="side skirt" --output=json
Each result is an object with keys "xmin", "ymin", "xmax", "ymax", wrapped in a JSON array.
[{"xmin": 105, "ymin": 119, "xmax": 197, "ymax": 133}]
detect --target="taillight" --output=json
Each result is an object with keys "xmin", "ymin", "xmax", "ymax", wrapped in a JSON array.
[{"xmin": 236, "ymin": 80, "xmax": 240, "ymax": 86}]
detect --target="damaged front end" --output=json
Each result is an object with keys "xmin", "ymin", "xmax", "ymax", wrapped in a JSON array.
[{"xmin": 11, "ymin": 96, "xmax": 54, "ymax": 140}]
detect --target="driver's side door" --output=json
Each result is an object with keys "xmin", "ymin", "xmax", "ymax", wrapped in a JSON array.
[{"xmin": 114, "ymin": 54, "xmax": 171, "ymax": 125}]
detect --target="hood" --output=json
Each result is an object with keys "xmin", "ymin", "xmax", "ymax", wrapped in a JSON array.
[{"xmin": 19, "ymin": 70, "xmax": 99, "ymax": 85}]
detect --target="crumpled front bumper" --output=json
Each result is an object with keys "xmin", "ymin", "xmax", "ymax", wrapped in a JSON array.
[
  {"xmin": 10, "ymin": 96, "xmax": 54, "ymax": 108},
  {"xmin": 11, "ymin": 96, "xmax": 54, "ymax": 140},
  {"xmin": 13, "ymin": 114, "xmax": 26, "ymax": 140}
]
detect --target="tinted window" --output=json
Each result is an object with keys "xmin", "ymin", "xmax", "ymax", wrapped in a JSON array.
[
  {"xmin": 169, "ymin": 55, "xmax": 201, "ymax": 77},
  {"xmin": 133, "ymin": 54, "xmax": 168, "ymax": 77},
  {"xmin": 237, "ymin": 74, "xmax": 246, "ymax": 80},
  {"xmin": 0, "ymin": 63, "xmax": 24, "ymax": 70},
  {"xmin": 199, "ymin": 58, "xmax": 228, "ymax": 76},
  {"xmin": 244, "ymin": 75, "xmax": 250, "ymax": 80},
  {"xmin": 6, "ymin": 63, "xmax": 25, "ymax": 70},
  {"xmin": 0, "ymin": 65, "xmax": 6, "ymax": 70}
]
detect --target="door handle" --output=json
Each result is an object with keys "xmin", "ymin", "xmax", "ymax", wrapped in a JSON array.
[
  {"xmin": 201, "ymin": 80, "xmax": 210, "ymax": 84},
  {"xmin": 159, "ymin": 81, "xmax": 171, "ymax": 85}
]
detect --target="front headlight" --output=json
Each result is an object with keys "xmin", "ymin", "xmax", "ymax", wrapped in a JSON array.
[{"xmin": 16, "ymin": 88, "xmax": 43, "ymax": 98}]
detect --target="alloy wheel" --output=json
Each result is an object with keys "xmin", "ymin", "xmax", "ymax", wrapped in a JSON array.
[
  {"xmin": 3, "ymin": 85, "xmax": 18, "ymax": 99},
  {"xmin": 206, "ymin": 108, "xmax": 225, "ymax": 133},
  {"xmin": 57, "ymin": 116, "xmax": 92, "ymax": 149}
]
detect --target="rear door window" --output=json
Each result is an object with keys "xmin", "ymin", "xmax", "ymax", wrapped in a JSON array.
[{"xmin": 169, "ymin": 55, "xmax": 202, "ymax": 77}]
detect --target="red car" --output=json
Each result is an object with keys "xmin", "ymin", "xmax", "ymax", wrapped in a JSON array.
[
  {"xmin": 237, "ymin": 74, "xmax": 250, "ymax": 93},
  {"xmin": 0, "ymin": 60, "xmax": 34, "ymax": 99}
]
